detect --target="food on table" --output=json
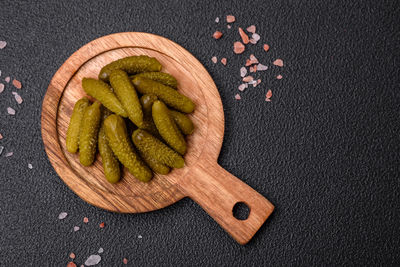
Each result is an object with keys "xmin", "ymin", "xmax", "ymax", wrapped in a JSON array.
[
  {"xmin": 66, "ymin": 97, "xmax": 90, "ymax": 153},
  {"xmin": 109, "ymin": 69, "xmax": 143, "ymax": 128},
  {"xmin": 152, "ymin": 100, "xmax": 186, "ymax": 155},
  {"xmin": 132, "ymin": 77, "xmax": 195, "ymax": 113},
  {"xmin": 79, "ymin": 102, "xmax": 102, "ymax": 166},
  {"xmin": 82, "ymin": 78, "xmax": 128, "ymax": 117},
  {"xmin": 131, "ymin": 72, "xmax": 178, "ymax": 89},
  {"xmin": 65, "ymin": 55, "xmax": 195, "ymax": 183},
  {"xmin": 99, "ymin": 55, "xmax": 162, "ymax": 82}
]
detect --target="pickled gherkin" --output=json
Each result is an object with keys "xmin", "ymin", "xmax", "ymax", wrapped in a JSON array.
[
  {"xmin": 131, "ymin": 72, "xmax": 178, "ymax": 89},
  {"xmin": 139, "ymin": 152, "xmax": 170, "ymax": 175},
  {"xmin": 109, "ymin": 69, "xmax": 143, "ymax": 127},
  {"xmin": 82, "ymin": 78, "xmax": 128, "ymax": 117},
  {"xmin": 169, "ymin": 110, "xmax": 194, "ymax": 135},
  {"xmin": 132, "ymin": 77, "xmax": 195, "ymax": 113},
  {"xmin": 79, "ymin": 102, "xmax": 102, "ymax": 166},
  {"xmin": 98, "ymin": 108, "xmax": 120, "ymax": 183},
  {"xmin": 104, "ymin": 114, "xmax": 153, "ymax": 182},
  {"xmin": 152, "ymin": 101, "xmax": 187, "ymax": 155},
  {"xmin": 99, "ymin": 56, "xmax": 162, "ymax": 82},
  {"xmin": 139, "ymin": 94, "xmax": 159, "ymax": 136},
  {"xmin": 132, "ymin": 129, "xmax": 184, "ymax": 169},
  {"xmin": 66, "ymin": 97, "xmax": 90, "ymax": 153}
]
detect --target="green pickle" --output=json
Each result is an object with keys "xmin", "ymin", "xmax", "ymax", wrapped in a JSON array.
[
  {"xmin": 132, "ymin": 77, "xmax": 195, "ymax": 113},
  {"xmin": 104, "ymin": 115, "xmax": 153, "ymax": 182},
  {"xmin": 109, "ymin": 70, "xmax": 143, "ymax": 127},
  {"xmin": 169, "ymin": 110, "xmax": 194, "ymax": 135},
  {"xmin": 82, "ymin": 78, "xmax": 128, "ymax": 117},
  {"xmin": 139, "ymin": 94, "xmax": 159, "ymax": 136},
  {"xmin": 131, "ymin": 72, "xmax": 178, "ymax": 89},
  {"xmin": 79, "ymin": 102, "xmax": 102, "ymax": 166},
  {"xmin": 140, "ymin": 152, "xmax": 170, "ymax": 175},
  {"xmin": 99, "ymin": 56, "xmax": 162, "ymax": 82},
  {"xmin": 98, "ymin": 109, "xmax": 120, "ymax": 183},
  {"xmin": 66, "ymin": 97, "xmax": 90, "ymax": 153},
  {"xmin": 152, "ymin": 101, "xmax": 187, "ymax": 155},
  {"xmin": 132, "ymin": 129, "xmax": 184, "ymax": 169}
]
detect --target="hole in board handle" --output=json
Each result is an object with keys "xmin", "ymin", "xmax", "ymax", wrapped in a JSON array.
[{"xmin": 232, "ymin": 202, "xmax": 250, "ymax": 220}]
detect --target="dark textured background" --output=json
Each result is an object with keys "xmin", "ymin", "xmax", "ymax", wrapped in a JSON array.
[{"xmin": 0, "ymin": 0, "xmax": 399, "ymax": 266}]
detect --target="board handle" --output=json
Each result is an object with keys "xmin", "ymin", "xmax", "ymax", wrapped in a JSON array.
[{"xmin": 179, "ymin": 161, "xmax": 274, "ymax": 245}]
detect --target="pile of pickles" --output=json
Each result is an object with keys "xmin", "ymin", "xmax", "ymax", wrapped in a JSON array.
[{"xmin": 66, "ymin": 56, "xmax": 195, "ymax": 183}]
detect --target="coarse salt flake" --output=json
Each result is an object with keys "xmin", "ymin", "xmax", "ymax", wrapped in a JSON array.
[
  {"xmin": 266, "ymin": 90, "xmax": 272, "ymax": 99},
  {"xmin": 0, "ymin": 41, "xmax": 6, "ymax": 49},
  {"xmin": 67, "ymin": 262, "xmax": 77, "ymax": 267},
  {"xmin": 0, "ymin": 83, "xmax": 4, "ymax": 93},
  {"xmin": 12, "ymin": 92, "xmax": 23, "ymax": 104},
  {"xmin": 235, "ymin": 94, "xmax": 241, "ymax": 100},
  {"xmin": 98, "ymin": 248, "xmax": 104, "ymax": 254},
  {"xmin": 7, "ymin": 107, "xmax": 16, "ymax": 115},
  {"xmin": 263, "ymin": 44, "xmax": 270, "ymax": 52},
  {"xmin": 0, "ymin": 133, "xmax": 3, "ymax": 139},
  {"xmin": 12, "ymin": 79, "xmax": 22, "ymax": 89},
  {"xmin": 83, "ymin": 217, "xmax": 89, "ymax": 223},
  {"xmin": 249, "ymin": 54, "xmax": 258, "ymax": 64},
  {"xmin": 221, "ymin": 58, "xmax": 227, "ymax": 65},
  {"xmin": 242, "ymin": 76, "xmax": 254, "ymax": 82},
  {"xmin": 70, "ymin": 253, "xmax": 76, "ymax": 259},
  {"xmin": 213, "ymin": 31, "xmax": 223, "ymax": 39},
  {"xmin": 227, "ymin": 25, "xmax": 232, "ymax": 29},
  {"xmin": 5, "ymin": 77, "xmax": 10, "ymax": 83},
  {"xmin": 240, "ymin": 67, "xmax": 247, "ymax": 77},
  {"xmin": 28, "ymin": 163, "xmax": 33, "ymax": 169},
  {"xmin": 246, "ymin": 25, "xmax": 256, "ymax": 33},
  {"xmin": 123, "ymin": 258, "xmax": 128, "ymax": 265},
  {"xmin": 257, "ymin": 64, "xmax": 268, "ymax": 71},
  {"xmin": 233, "ymin": 42, "xmax": 245, "ymax": 54},
  {"xmin": 226, "ymin": 15, "xmax": 235, "ymax": 23},
  {"xmin": 215, "ymin": 17, "xmax": 219, "ymax": 23},
  {"xmin": 73, "ymin": 226, "xmax": 80, "ymax": 232},
  {"xmin": 273, "ymin": 59, "xmax": 284, "ymax": 67},
  {"xmin": 252, "ymin": 33, "xmax": 260, "ymax": 42},
  {"xmin": 84, "ymin": 255, "xmax": 101, "ymax": 266},
  {"xmin": 138, "ymin": 235, "xmax": 143, "ymax": 239},
  {"xmin": 238, "ymin": 84, "xmax": 247, "ymax": 91},
  {"xmin": 211, "ymin": 56, "xmax": 217, "ymax": 64},
  {"xmin": 238, "ymin": 27, "xmax": 249, "ymax": 44},
  {"xmin": 277, "ymin": 75, "xmax": 283, "ymax": 80},
  {"xmin": 58, "ymin": 212, "xmax": 68, "ymax": 219},
  {"xmin": 5, "ymin": 151, "xmax": 13, "ymax": 157}
]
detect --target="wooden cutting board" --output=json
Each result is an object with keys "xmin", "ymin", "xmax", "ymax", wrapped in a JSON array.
[{"xmin": 41, "ymin": 32, "xmax": 274, "ymax": 245}]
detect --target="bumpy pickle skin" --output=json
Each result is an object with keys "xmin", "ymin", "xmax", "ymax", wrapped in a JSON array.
[
  {"xmin": 169, "ymin": 110, "xmax": 194, "ymax": 135},
  {"xmin": 104, "ymin": 115, "xmax": 153, "ymax": 182},
  {"xmin": 152, "ymin": 101, "xmax": 187, "ymax": 155},
  {"xmin": 132, "ymin": 129, "xmax": 184, "ymax": 169},
  {"xmin": 139, "ymin": 152, "xmax": 170, "ymax": 175},
  {"xmin": 132, "ymin": 77, "xmax": 195, "ymax": 113},
  {"xmin": 82, "ymin": 78, "xmax": 128, "ymax": 117},
  {"xmin": 66, "ymin": 97, "xmax": 90, "ymax": 153},
  {"xmin": 79, "ymin": 102, "xmax": 102, "ymax": 166},
  {"xmin": 109, "ymin": 70, "xmax": 143, "ymax": 128},
  {"xmin": 99, "ymin": 56, "xmax": 162, "ymax": 82},
  {"xmin": 139, "ymin": 94, "xmax": 160, "ymax": 136},
  {"xmin": 131, "ymin": 72, "xmax": 178, "ymax": 89},
  {"xmin": 98, "ymin": 109, "xmax": 120, "ymax": 183}
]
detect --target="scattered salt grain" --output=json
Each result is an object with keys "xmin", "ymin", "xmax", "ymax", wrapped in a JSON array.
[
  {"xmin": 240, "ymin": 67, "xmax": 247, "ymax": 77},
  {"xmin": 69, "ymin": 253, "xmax": 76, "ymax": 259},
  {"xmin": 220, "ymin": 58, "xmax": 227, "ymax": 66},
  {"xmin": 0, "ymin": 146, "xmax": 3, "ymax": 156},
  {"xmin": 84, "ymin": 255, "xmax": 101, "ymax": 266},
  {"xmin": 273, "ymin": 59, "xmax": 284, "ymax": 67},
  {"xmin": 28, "ymin": 163, "xmax": 33, "ymax": 169},
  {"xmin": 211, "ymin": 56, "xmax": 217, "ymax": 64},
  {"xmin": 253, "ymin": 79, "xmax": 261, "ymax": 87},
  {"xmin": 123, "ymin": 258, "xmax": 128, "ymax": 265},
  {"xmin": 242, "ymin": 76, "xmax": 254, "ymax": 82},
  {"xmin": 249, "ymin": 54, "xmax": 258, "ymax": 64},
  {"xmin": 277, "ymin": 74, "xmax": 283, "ymax": 80},
  {"xmin": 7, "ymin": 107, "xmax": 15, "ymax": 115},
  {"xmin": 12, "ymin": 92, "xmax": 23, "ymax": 104},
  {"xmin": 233, "ymin": 41, "xmax": 245, "ymax": 54},
  {"xmin": 245, "ymin": 59, "xmax": 252, "ymax": 67},
  {"xmin": 250, "ymin": 66, "xmax": 256, "ymax": 73},
  {"xmin": 98, "ymin": 248, "xmax": 104, "ymax": 254},
  {"xmin": 99, "ymin": 222, "xmax": 105, "ymax": 228},
  {"xmin": 0, "ymin": 83, "xmax": 4, "ymax": 93},
  {"xmin": 235, "ymin": 94, "xmax": 241, "ymax": 100},
  {"xmin": 67, "ymin": 262, "xmax": 77, "ymax": 267},
  {"xmin": 5, "ymin": 77, "xmax": 10, "ymax": 83},
  {"xmin": 58, "ymin": 212, "xmax": 68, "ymax": 220},
  {"xmin": 73, "ymin": 226, "xmax": 80, "ymax": 232},
  {"xmin": 252, "ymin": 33, "xmax": 260, "ymax": 42},
  {"xmin": 0, "ymin": 133, "xmax": 3, "ymax": 139},
  {"xmin": 0, "ymin": 41, "xmax": 6, "ymax": 49},
  {"xmin": 227, "ymin": 25, "xmax": 232, "ymax": 29},
  {"xmin": 5, "ymin": 152, "xmax": 13, "ymax": 157},
  {"xmin": 215, "ymin": 17, "xmax": 219, "ymax": 23},
  {"xmin": 213, "ymin": 31, "xmax": 222, "ymax": 39},
  {"xmin": 246, "ymin": 25, "xmax": 256, "ymax": 33},
  {"xmin": 226, "ymin": 15, "xmax": 235, "ymax": 23},
  {"xmin": 266, "ymin": 90, "xmax": 272, "ymax": 101},
  {"xmin": 257, "ymin": 64, "xmax": 268, "ymax": 71},
  {"xmin": 238, "ymin": 84, "xmax": 247, "ymax": 91},
  {"xmin": 263, "ymin": 44, "xmax": 270, "ymax": 52},
  {"xmin": 138, "ymin": 235, "xmax": 143, "ymax": 239},
  {"xmin": 249, "ymin": 38, "xmax": 257, "ymax": 44},
  {"xmin": 238, "ymin": 27, "xmax": 249, "ymax": 44},
  {"xmin": 12, "ymin": 79, "xmax": 22, "ymax": 89},
  {"xmin": 83, "ymin": 217, "xmax": 89, "ymax": 223},
  {"xmin": 248, "ymin": 80, "xmax": 257, "ymax": 85}
]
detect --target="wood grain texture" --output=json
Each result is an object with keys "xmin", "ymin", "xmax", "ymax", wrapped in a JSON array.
[{"xmin": 41, "ymin": 32, "xmax": 274, "ymax": 244}]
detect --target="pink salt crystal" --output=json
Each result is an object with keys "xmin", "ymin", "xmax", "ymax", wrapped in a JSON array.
[
  {"xmin": 252, "ymin": 33, "xmax": 260, "ymax": 42},
  {"xmin": 0, "ymin": 83, "xmax": 4, "ymax": 93},
  {"xmin": 211, "ymin": 56, "xmax": 217, "ymax": 64},
  {"xmin": 84, "ymin": 255, "xmax": 101, "ymax": 266},
  {"xmin": 226, "ymin": 15, "xmax": 235, "ymax": 23},
  {"xmin": 265, "ymin": 98, "xmax": 271, "ymax": 102},
  {"xmin": 248, "ymin": 80, "xmax": 257, "ymax": 85},
  {"xmin": 242, "ymin": 76, "xmax": 254, "ymax": 82},
  {"xmin": 7, "ymin": 107, "xmax": 15, "ymax": 115},
  {"xmin": 266, "ymin": 90, "xmax": 272, "ymax": 99},
  {"xmin": 233, "ymin": 41, "xmax": 245, "ymax": 54},
  {"xmin": 227, "ymin": 25, "xmax": 232, "ymax": 29},
  {"xmin": 12, "ymin": 79, "xmax": 22, "ymax": 89},
  {"xmin": 277, "ymin": 75, "xmax": 283, "ymax": 80},
  {"xmin": 220, "ymin": 58, "xmax": 227, "ymax": 65},
  {"xmin": 238, "ymin": 84, "xmax": 247, "ymax": 91},
  {"xmin": 0, "ymin": 41, "xmax": 6, "ymax": 49},
  {"xmin": 123, "ymin": 258, "xmax": 128, "ymax": 265},
  {"xmin": 12, "ymin": 92, "xmax": 23, "ymax": 104},
  {"xmin": 58, "ymin": 212, "xmax": 68, "ymax": 220},
  {"xmin": 249, "ymin": 66, "xmax": 254, "ymax": 73},
  {"xmin": 83, "ymin": 217, "xmax": 89, "ymax": 223},
  {"xmin": 246, "ymin": 25, "xmax": 256, "ymax": 33},
  {"xmin": 5, "ymin": 77, "xmax": 10, "ymax": 83},
  {"xmin": 273, "ymin": 59, "xmax": 284, "ymax": 67},
  {"xmin": 235, "ymin": 94, "xmax": 241, "ymax": 100},
  {"xmin": 0, "ymin": 133, "xmax": 3, "ymax": 139},
  {"xmin": 5, "ymin": 152, "xmax": 13, "ymax": 157},
  {"xmin": 249, "ymin": 38, "xmax": 257, "ymax": 44},
  {"xmin": 249, "ymin": 54, "xmax": 258, "ymax": 64},
  {"xmin": 245, "ymin": 59, "xmax": 252, "ymax": 67},
  {"xmin": 215, "ymin": 17, "xmax": 219, "ymax": 23},
  {"xmin": 257, "ymin": 64, "xmax": 268, "ymax": 71},
  {"xmin": 263, "ymin": 44, "xmax": 270, "ymax": 52},
  {"xmin": 240, "ymin": 67, "xmax": 247, "ymax": 77},
  {"xmin": 73, "ymin": 226, "xmax": 80, "ymax": 232}
]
